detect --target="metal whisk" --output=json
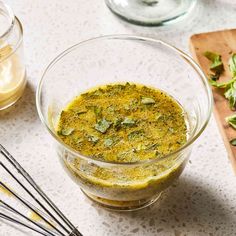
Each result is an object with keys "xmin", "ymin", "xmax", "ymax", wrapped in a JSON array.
[{"xmin": 0, "ymin": 144, "xmax": 83, "ymax": 236}]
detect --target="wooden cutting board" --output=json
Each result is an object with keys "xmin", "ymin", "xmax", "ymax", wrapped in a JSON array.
[{"xmin": 189, "ymin": 29, "xmax": 236, "ymax": 173}]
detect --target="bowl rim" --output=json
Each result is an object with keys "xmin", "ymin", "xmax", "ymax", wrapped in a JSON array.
[{"xmin": 36, "ymin": 34, "xmax": 213, "ymax": 167}]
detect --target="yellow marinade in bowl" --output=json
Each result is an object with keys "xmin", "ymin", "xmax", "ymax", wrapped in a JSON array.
[{"xmin": 56, "ymin": 82, "xmax": 189, "ymax": 209}]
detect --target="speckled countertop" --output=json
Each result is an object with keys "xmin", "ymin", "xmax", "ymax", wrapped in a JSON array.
[{"xmin": 1, "ymin": 0, "xmax": 236, "ymax": 235}]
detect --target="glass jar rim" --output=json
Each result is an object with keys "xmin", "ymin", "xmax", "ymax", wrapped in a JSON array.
[
  {"xmin": 36, "ymin": 34, "xmax": 213, "ymax": 167},
  {"xmin": 0, "ymin": 2, "xmax": 23, "ymax": 63},
  {"xmin": 0, "ymin": 1, "xmax": 15, "ymax": 39}
]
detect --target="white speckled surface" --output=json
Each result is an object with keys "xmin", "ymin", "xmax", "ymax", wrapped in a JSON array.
[{"xmin": 1, "ymin": 0, "xmax": 236, "ymax": 235}]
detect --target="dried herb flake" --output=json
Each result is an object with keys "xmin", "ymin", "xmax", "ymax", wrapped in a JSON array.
[
  {"xmin": 226, "ymin": 114, "xmax": 236, "ymax": 129},
  {"xmin": 88, "ymin": 135, "xmax": 99, "ymax": 144},
  {"xmin": 94, "ymin": 118, "xmax": 112, "ymax": 133},
  {"xmin": 141, "ymin": 97, "xmax": 156, "ymax": 105},
  {"xmin": 58, "ymin": 128, "xmax": 75, "ymax": 136},
  {"xmin": 121, "ymin": 117, "xmax": 136, "ymax": 127}
]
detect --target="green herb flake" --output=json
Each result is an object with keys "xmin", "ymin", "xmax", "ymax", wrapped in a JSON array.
[
  {"xmin": 94, "ymin": 118, "xmax": 112, "ymax": 133},
  {"xmin": 113, "ymin": 118, "xmax": 122, "ymax": 130},
  {"xmin": 124, "ymin": 104, "xmax": 130, "ymax": 111},
  {"xmin": 141, "ymin": 97, "xmax": 156, "ymax": 105},
  {"xmin": 229, "ymin": 53, "xmax": 236, "ymax": 78},
  {"xmin": 230, "ymin": 138, "xmax": 236, "ymax": 146},
  {"xmin": 209, "ymin": 76, "xmax": 236, "ymax": 110},
  {"xmin": 155, "ymin": 113, "xmax": 162, "ymax": 121},
  {"xmin": 76, "ymin": 110, "xmax": 87, "ymax": 115},
  {"xmin": 226, "ymin": 114, "xmax": 236, "ymax": 129},
  {"xmin": 128, "ymin": 130, "xmax": 145, "ymax": 140},
  {"xmin": 94, "ymin": 106, "xmax": 102, "ymax": 118},
  {"xmin": 136, "ymin": 143, "xmax": 146, "ymax": 151},
  {"xmin": 121, "ymin": 117, "xmax": 136, "ymax": 127},
  {"xmin": 209, "ymin": 77, "xmax": 236, "ymax": 88},
  {"xmin": 75, "ymin": 138, "xmax": 84, "ymax": 145},
  {"xmin": 168, "ymin": 127, "xmax": 175, "ymax": 133},
  {"xmin": 58, "ymin": 128, "xmax": 74, "ymax": 136},
  {"xmin": 107, "ymin": 105, "xmax": 115, "ymax": 113},
  {"xmin": 104, "ymin": 138, "xmax": 113, "ymax": 147},
  {"xmin": 204, "ymin": 51, "xmax": 224, "ymax": 75},
  {"xmin": 224, "ymin": 81, "xmax": 236, "ymax": 109},
  {"xmin": 88, "ymin": 135, "xmax": 99, "ymax": 144},
  {"xmin": 126, "ymin": 99, "xmax": 139, "ymax": 111},
  {"xmin": 145, "ymin": 143, "xmax": 159, "ymax": 150}
]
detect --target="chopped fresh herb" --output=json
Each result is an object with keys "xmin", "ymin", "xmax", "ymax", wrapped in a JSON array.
[
  {"xmin": 92, "ymin": 88, "xmax": 104, "ymax": 96},
  {"xmin": 75, "ymin": 138, "xmax": 84, "ymax": 144},
  {"xmin": 224, "ymin": 81, "xmax": 236, "ymax": 109},
  {"xmin": 58, "ymin": 128, "xmax": 74, "ymax": 136},
  {"xmin": 128, "ymin": 99, "xmax": 139, "ymax": 111},
  {"xmin": 226, "ymin": 114, "xmax": 236, "ymax": 129},
  {"xmin": 85, "ymin": 106, "xmax": 102, "ymax": 119},
  {"xmin": 94, "ymin": 106, "xmax": 102, "ymax": 119},
  {"xmin": 176, "ymin": 140, "xmax": 183, "ymax": 145},
  {"xmin": 76, "ymin": 110, "xmax": 87, "ymax": 115},
  {"xmin": 209, "ymin": 76, "xmax": 236, "ymax": 110},
  {"xmin": 107, "ymin": 105, "xmax": 115, "ymax": 113},
  {"xmin": 145, "ymin": 143, "xmax": 159, "ymax": 150},
  {"xmin": 209, "ymin": 54, "xmax": 236, "ymax": 110},
  {"xmin": 155, "ymin": 113, "xmax": 162, "ymax": 121},
  {"xmin": 104, "ymin": 138, "xmax": 113, "ymax": 147},
  {"xmin": 77, "ymin": 138, "xmax": 84, "ymax": 143},
  {"xmin": 168, "ymin": 127, "xmax": 175, "ymax": 133},
  {"xmin": 205, "ymin": 52, "xmax": 236, "ymax": 145},
  {"xmin": 230, "ymin": 138, "xmax": 236, "ymax": 146},
  {"xmin": 229, "ymin": 53, "xmax": 236, "ymax": 78},
  {"xmin": 104, "ymin": 136, "xmax": 120, "ymax": 147},
  {"xmin": 121, "ymin": 117, "xmax": 136, "ymax": 127},
  {"xmin": 93, "ymin": 153, "xmax": 104, "ymax": 160},
  {"xmin": 209, "ymin": 77, "xmax": 236, "ymax": 88},
  {"xmin": 204, "ymin": 51, "xmax": 224, "ymax": 76},
  {"xmin": 117, "ymin": 149, "xmax": 134, "ymax": 161},
  {"xmin": 94, "ymin": 118, "xmax": 112, "ymax": 133},
  {"xmin": 128, "ymin": 130, "xmax": 145, "ymax": 140},
  {"xmin": 87, "ymin": 135, "xmax": 99, "ymax": 144},
  {"xmin": 141, "ymin": 97, "xmax": 156, "ymax": 105},
  {"xmin": 136, "ymin": 144, "xmax": 146, "ymax": 151},
  {"xmin": 113, "ymin": 118, "xmax": 122, "ymax": 130},
  {"xmin": 124, "ymin": 104, "xmax": 130, "ymax": 111}
]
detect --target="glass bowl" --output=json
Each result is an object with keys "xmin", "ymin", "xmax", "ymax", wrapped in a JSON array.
[
  {"xmin": 36, "ymin": 35, "xmax": 212, "ymax": 211},
  {"xmin": 105, "ymin": 0, "xmax": 197, "ymax": 26}
]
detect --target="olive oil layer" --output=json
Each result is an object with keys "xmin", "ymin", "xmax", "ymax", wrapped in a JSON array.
[
  {"xmin": 57, "ymin": 83, "xmax": 188, "ymax": 202},
  {"xmin": 57, "ymin": 83, "xmax": 187, "ymax": 163}
]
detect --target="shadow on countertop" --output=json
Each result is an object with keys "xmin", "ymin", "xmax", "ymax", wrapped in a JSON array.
[
  {"xmin": 96, "ymin": 176, "xmax": 236, "ymax": 235},
  {"xmin": 0, "ymin": 80, "xmax": 37, "ymax": 122}
]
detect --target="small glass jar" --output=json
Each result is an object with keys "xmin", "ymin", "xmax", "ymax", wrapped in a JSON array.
[{"xmin": 0, "ymin": 2, "xmax": 26, "ymax": 110}]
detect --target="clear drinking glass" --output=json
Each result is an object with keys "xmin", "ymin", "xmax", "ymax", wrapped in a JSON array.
[
  {"xmin": 36, "ymin": 35, "xmax": 212, "ymax": 211},
  {"xmin": 0, "ymin": 1, "xmax": 26, "ymax": 110},
  {"xmin": 105, "ymin": 0, "xmax": 197, "ymax": 26}
]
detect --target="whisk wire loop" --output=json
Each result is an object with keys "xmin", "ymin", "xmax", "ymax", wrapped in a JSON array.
[{"xmin": 0, "ymin": 144, "xmax": 83, "ymax": 236}]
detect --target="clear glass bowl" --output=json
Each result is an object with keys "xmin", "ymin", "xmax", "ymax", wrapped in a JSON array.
[
  {"xmin": 105, "ymin": 0, "xmax": 197, "ymax": 26},
  {"xmin": 36, "ymin": 35, "xmax": 212, "ymax": 211}
]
